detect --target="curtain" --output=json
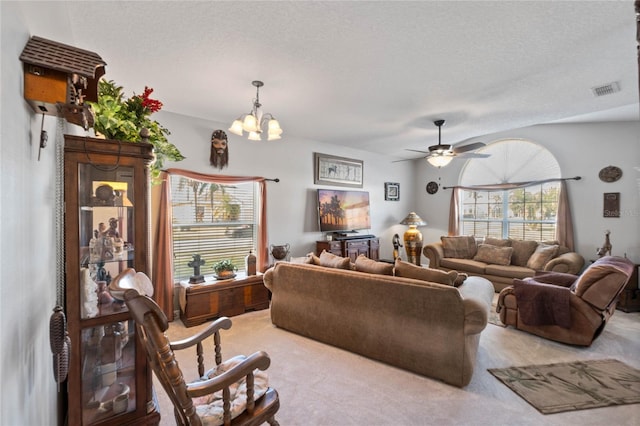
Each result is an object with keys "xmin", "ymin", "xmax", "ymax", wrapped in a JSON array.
[
  {"xmin": 152, "ymin": 168, "xmax": 269, "ymax": 319},
  {"xmin": 446, "ymin": 177, "xmax": 578, "ymax": 247},
  {"xmin": 152, "ymin": 171, "xmax": 174, "ymax": 321}
]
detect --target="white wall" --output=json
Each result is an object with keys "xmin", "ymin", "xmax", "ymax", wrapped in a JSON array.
[
  {"xmin": 0, "ymin": 2, "xmax": 79, "ymax": 425},
  {"xmin": 415, "ymin": 121, "xmax": 640, "ymax": 264}
]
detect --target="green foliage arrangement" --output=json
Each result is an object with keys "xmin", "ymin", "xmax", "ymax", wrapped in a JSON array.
[
  {"xmin": 88, "ymin": 79, "xmax": 185, "ymax": 177},
  {"xmin": 212, "ymin": 259, "xmax": 237, "ymax": 275}
]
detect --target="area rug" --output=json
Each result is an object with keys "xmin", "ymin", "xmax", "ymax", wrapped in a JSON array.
[{"xmin": 489, "ymin": 359, "xmax": 640, "ymax": 414}]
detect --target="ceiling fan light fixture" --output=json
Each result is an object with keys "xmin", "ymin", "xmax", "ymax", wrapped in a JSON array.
[{"xmin": 426, "ymin": 155, "xmax": 453, "ymax": 168}]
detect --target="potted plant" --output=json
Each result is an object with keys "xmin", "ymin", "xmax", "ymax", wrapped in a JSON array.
[
  {"xmin": 212, "ymin": 259, "xmax": 237, "ymax": 279},
  {"xmin": 88, "ymin": 79, "xmax": 185, "ymax": 178}
]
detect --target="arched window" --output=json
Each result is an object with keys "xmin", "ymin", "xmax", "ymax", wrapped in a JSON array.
[{"xmin": 458, "ymin": 139, "xmax": 562, "ymax": 241}]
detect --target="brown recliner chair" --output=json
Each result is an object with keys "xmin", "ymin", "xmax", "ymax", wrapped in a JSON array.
[{"xmin": 496, "ymin": 256, "xmax": 634, "ymax": 346}]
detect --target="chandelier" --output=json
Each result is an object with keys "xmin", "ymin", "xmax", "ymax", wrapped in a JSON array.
[{"xmin": 228, "ymin": 80, "xmax": 283, "ymax": 141}]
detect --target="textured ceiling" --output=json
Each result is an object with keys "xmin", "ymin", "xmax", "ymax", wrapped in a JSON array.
[{"xmin": 53, "ymin": 1, "xmax": 639, "ymax": 159}]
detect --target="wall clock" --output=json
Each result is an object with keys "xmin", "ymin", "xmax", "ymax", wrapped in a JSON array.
[
  {"xmin": 426, "ymin": 181, "xmax": 439, "ymax": 194},
  {"xmin": 598, "ymin": 166, "xmax": 622, "ymax": 183}
]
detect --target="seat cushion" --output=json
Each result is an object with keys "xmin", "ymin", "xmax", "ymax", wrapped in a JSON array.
[
  {"xmin": 485, "ymin": 264, "xmax": 534, "ymax": 279},
  {"xmin": 193, "ymin": 355, "xmax": 269, "ymax": 426},
  {"xmin": 440, "ymin": 258, "xmax": 488, "ymax": 275}
]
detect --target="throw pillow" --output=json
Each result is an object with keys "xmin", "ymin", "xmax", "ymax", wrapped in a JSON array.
[
  {"xmin": 290, "ymin": 255, "xmax": 315, "ymax": 265},
  {"xmin": 440, "ymin": 235, "xmax": 477, "ymax": 259},
  {"xmin": 394, "ymin": 258, "xmax": 458, "ymax": 286},
  {"xmin": 509, "ymin": 239, "xmax": 538, "ymax": 267},
  {"xmin": 473, "ymin": 244, "xmax": 513, "ymax": 265},
  {"xmin": 526, "ymin": 244, "xmax": 559, "ymax": 271},
  {"xmin": 483, "ymin": 237, "xmax": 511, "ymax": 247},
  {"xmin": 319, "ymin": 250, "xmax": 352, "ymax": 270},
  {"xmin": 306, "ymin": 252, "xmax": 321, "ymax": 265},
  {"xmin": 354, "ymin": 255, "xmax": 394, "ymax": 275}
]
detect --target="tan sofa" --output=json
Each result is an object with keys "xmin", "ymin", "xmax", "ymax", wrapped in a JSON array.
[
  {"xmin": 423, "ymin": 236, "xmax": 585, "ymax": 292},
  {"xmin": 263, "ymin": 260, "xmax": 494, "ymax": 387},
  {"xmin": 496, "ymin": 256, "xmax": 635, "ymax": 346}
]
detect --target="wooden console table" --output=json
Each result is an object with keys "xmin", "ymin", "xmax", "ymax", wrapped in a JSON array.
[
  {"xmin": 179, "ymin": 272, "xmax": 269, "ymax": 327},
  {"xmin": 316, "ymin": 236, "xmax": 379, "ymax": 262}
]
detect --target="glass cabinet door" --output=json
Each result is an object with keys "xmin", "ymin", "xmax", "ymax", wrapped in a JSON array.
[{"xmin": 77, "ymin": 163, "xmax": 138, "ymax": 422}]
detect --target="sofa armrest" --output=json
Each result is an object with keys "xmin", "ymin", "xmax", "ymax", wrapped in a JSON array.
[
  {"xmin": 423, "ymin": 242, "xmax": 445, "ymax": 268},
  {"xmin": 544, "ymin": 251, "xmax": 585, "ymax": 275}
]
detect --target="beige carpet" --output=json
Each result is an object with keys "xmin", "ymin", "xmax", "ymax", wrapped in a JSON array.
[
  {"xmin": 488, "ymin": 359, "xmax": 640, "ymax": 414},
  {"xmin": 156, "ymin": 307, "xmax": 640, "ymax": 425}
]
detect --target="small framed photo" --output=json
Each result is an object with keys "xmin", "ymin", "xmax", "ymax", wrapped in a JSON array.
[{"xmin": 385, "ymin": 182, "xmax": 400, "ymax": 201}]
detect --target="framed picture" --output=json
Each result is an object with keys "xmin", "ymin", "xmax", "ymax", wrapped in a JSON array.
[
  {"xmin": 603, "ymin": 192, "xmax": 620, "ymax": 218},
  {"xmin": 314, "ymin": 153, "xmax": 363, "ymax": 188},
  {"xmin": 385, "ymin": 182, "xmax": 400, "ymax": 201}
]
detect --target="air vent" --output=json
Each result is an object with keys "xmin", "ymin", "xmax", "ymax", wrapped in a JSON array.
[{"xmin": 591, "ymin": 82, "xmax": 620, "ymax": 97}]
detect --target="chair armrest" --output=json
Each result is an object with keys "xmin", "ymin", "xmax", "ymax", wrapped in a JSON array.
[
  {"xmin": 544, "ymin": 251, "xmax": 585, "ymax": 275},
  {"xmin": 462, "ymin": 298, "xmax": 488, "ymax": 334},
  {"xmin": 423, "ymin": 242, "xmax": 444, "ymax": 268},
  {"xmin": 186, "ymin": 351, "xmax": 271, "ymax": 398},
  {"xmin": 170, "ymin": 317, "xmax": 232, "ymax": 350}
]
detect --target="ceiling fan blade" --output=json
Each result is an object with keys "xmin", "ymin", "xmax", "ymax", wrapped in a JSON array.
[
  {"xmin": 452, "ymin": 141, "xmax": 486, "ymax": 154},
  {"xmin": 405, "ymin": 148, "xmax": 430, "ymax": 154},
  {"xmin": 392, "ymin": 157, "xmax": 424, "ymax": 163},
  {"xmin": 455, "ymin": 152, "xmax": 491, "ymax": 159}
]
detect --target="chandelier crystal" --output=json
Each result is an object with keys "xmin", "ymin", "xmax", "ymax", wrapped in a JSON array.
[{"xmin": 229, "ymin": 80, "xmax": 283, "ymax": 141}]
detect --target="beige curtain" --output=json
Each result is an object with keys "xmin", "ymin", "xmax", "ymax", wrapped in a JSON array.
[
  {"xmin": 152, "ymin": 168, "xmax": 269, "ymax": 319},
  {"xmin": 446, "ymin": 177, "xmax": 578, "ymax": 248}
]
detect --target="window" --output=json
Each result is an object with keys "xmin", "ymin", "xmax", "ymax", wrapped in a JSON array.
[
  {"xmin": 170, "ymin": 175, "xmax": 259, "ymax": 280},
  {"xmin": 459, "ymin": 139, "xmax": 561, "ymax": 241}
]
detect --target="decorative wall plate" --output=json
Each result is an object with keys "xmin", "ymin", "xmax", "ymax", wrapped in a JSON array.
[
  {"xmin": 426, "ymin": 181, "xmax": 439, "ymax": 194},
  {"xmin": 598, "ymin": 166, "xmax": 622, "ymax": 183}
]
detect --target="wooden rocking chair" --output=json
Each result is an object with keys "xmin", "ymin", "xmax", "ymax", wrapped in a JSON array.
[{"xmin": 122, "ymin": 280, "xmax": 279, "ymax": 426}]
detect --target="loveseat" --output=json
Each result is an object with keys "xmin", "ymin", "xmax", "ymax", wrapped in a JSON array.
[
  {"xmin": 496, "ymin": 256, "xmax": 635, "ymax": 346},
  {"xmin": 424, "ymin": 236, "xmax": 585, "ymax": 292},
  {"xmin": 263, "ymin": 254, "xmax": 494, "ymax": 387}
]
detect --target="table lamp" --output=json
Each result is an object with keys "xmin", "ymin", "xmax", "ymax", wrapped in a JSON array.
[{"xmin": 400, "ymin": 212, "xmax": 427, "ymax": 265}]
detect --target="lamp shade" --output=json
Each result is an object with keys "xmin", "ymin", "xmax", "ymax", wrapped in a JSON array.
[
  {"xmin": 228, "ymin": 119, "xmax": 244, "ymax": 136},
  {"xmin": 400, "ymin": 212, "xmax": 427, "ymax": 227}
]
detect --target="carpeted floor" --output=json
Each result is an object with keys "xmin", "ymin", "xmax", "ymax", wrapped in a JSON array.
[
  {"xmin": 157, "ymin": 305, "xmax": 640, "ymax": 426},
  {"xmin": 489, "ymin": 359, "xmax": 640, "ymax": 414}
]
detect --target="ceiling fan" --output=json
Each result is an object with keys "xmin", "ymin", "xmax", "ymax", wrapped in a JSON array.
[{"xmin": 405, "ymin": 119, "xmax": 490, "ymax": 168}]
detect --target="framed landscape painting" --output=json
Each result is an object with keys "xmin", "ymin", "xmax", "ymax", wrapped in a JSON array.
[{"xmin": 314, "ymin": 153, "xmax": 363, "ymax": 188}]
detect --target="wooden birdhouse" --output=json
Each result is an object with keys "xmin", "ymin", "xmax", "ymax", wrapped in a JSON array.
[{"xmin": 19, "ymin": 36, "xmax": 106, "ymax": 129}]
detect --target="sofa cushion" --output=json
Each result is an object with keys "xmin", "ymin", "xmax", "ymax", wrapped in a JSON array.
[
  {"xmin": 440, "ymin": 258, "xmax": 488, "ymax": 275},
  {"xmin": 526, "ymin": 244, "xmax": 559, "ymax": 270},
  {"xmin": 572, "ymin": 257, "xmax": 635, "ymax": 310},
  {"xmin": 319, "ymin": 250, "xmax": 352, "ymax": 270},
  {"xmin": 509, "ymin": 240, "xmax": 538, "ymax": 267},
  {"xmin": 394, "ymin": 259, "xmax": 458, "ymax": 286},
  {"xmin": 355, "ymin": 255, "xmax": 394, "ymax": 275},
  {"xmin": 441, "ymin": 235, "xmax": 477, "ymax": 259},
  {"xmin": 484, "ymin": 237, "xmax": 511, "ymax": 247},
  {"xmin": 474, "ymin": 244, "xmax": 513, "ymax": 266},
  {"xmin": 485, "ymin": 264, "xmax": 534, "ymax": 279}
]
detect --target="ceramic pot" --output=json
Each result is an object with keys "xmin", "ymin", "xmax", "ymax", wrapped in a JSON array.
[{"xmin": 270, "ymin": 243, "xmax": 290, "ymax": 260}]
